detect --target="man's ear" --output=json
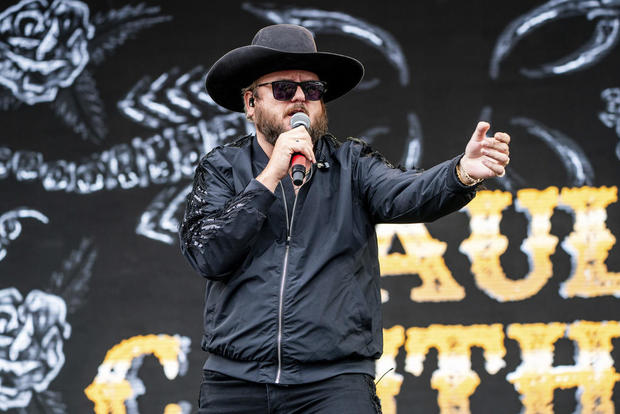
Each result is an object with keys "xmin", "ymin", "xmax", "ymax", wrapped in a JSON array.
[{"xmin": 244, "ymin": 91, "xmax": 255, "ymax": 117}]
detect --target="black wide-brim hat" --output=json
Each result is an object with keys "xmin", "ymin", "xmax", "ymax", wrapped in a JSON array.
[{"xmin": 205, "ymin": 24, "xmax": 365, "ymax": 112}]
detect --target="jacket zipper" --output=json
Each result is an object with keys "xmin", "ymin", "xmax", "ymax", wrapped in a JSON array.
[{"xmin": 275, "ymin": 166, "xmax": 314, "ymax": 384}]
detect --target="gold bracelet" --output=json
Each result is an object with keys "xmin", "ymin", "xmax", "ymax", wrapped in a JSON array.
[{"xmin": 456, "ymin": 163, "xmax": 483, "ymax": 186}]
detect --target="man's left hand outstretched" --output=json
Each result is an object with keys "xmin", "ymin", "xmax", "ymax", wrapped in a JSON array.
[{"xmin": 459, "ymin": 121, "xmax": 511, "ymax": 183}]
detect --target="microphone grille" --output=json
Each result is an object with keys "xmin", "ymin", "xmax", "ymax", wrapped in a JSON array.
[{"xmin": 290, "ymin": 112, "xmax": 311, "ymax": 130}]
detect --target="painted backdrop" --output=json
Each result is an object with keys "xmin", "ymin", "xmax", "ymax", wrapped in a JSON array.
[{"xmin": 1, "ymin": 0, "xmax": 619, "ymax": 413}]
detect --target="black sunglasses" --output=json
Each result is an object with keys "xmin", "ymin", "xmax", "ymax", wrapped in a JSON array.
[{"xmin": 256, "ymin": 80, "xmax": 328, "ymax": 101}]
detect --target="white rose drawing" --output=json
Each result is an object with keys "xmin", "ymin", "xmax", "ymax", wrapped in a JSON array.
[
  {"xmin": 0, "ymin": 0, "xmax": 94, "ymax": 105},
  {"xmin": 0, "ymin": 1, "xmax": 170, "ymax": 142},
  {"xmin": 0, "ymin": 288, "xmax": 71, "ymax": 410}
]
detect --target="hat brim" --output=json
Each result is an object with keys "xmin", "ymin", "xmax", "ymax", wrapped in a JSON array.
[{"xmin": 205, "ymin": 45, "xmax": 364, "ymax": 112}]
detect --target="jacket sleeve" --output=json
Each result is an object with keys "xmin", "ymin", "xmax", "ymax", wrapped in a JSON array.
[
  {"xmin": 179, "ymin": 154, "xmax": 276, "ymax": 281},
  {"xmin": 353, "ymin": 144, "xmax": 478, "ymax": 224}
]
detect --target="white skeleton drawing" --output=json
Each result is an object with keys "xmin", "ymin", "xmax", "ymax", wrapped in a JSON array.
[{"xmin": 0, "ymin": 1, "xmax": 600, "ymax": 247}]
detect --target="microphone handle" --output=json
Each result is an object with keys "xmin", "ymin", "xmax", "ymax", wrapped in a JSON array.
[{"xmin": 291, "ymin": 153, "xmax": 306, "ymax": 186}]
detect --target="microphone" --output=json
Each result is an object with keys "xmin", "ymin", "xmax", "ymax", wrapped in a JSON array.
[{"xmin": 290, "ymin": 113, "xmax": 310, "ymax": 186}]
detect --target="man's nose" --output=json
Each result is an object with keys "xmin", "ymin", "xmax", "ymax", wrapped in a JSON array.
[{"xmin": 291, "ymin": 84, "xmax": 306, "ymax": 102}]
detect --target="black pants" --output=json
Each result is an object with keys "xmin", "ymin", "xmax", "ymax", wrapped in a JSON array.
[{"xmin": 198, "ymin": 370, "xmax": 382, "ymax": 414}]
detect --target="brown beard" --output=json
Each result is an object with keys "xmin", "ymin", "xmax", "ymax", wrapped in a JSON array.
[{"xmin": 255, "ymin": 104, "xmax": 329, "ymax": 145}]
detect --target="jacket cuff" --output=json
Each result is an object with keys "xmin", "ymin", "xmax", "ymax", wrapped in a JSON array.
[
  {"xmin": 448, "ymin": 154, "xmax": 481, "ymax": 192},
  {"xmin": 245, "ymin": 178, "xmax": 277, "ymax": 212}
]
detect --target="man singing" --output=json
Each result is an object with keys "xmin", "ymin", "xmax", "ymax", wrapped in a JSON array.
[{"xmin": 180, "ymin": 24, "xmax": 510, "ymax": 413}]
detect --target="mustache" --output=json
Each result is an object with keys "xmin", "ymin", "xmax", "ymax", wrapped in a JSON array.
[{"xmin": 286, "ymin": 104, "xmax": 308, "ymax": 116}]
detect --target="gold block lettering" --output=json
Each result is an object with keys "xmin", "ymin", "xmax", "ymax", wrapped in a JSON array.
[
  {"xmin": 559, "ymin": 186, "xmax": 620, "ymax": 298},
  {"xmin": 163, "ymin": 405, "xmax": 183, "ymax": 414},
  {"xmin": 404, "ymin": 324, "xmax": 506, "ymax": 413},
  {"xmin": 507, "ymin": 321, "xmax": 620, "ymax": 413},
  {"xmin": 163, "ymin": 403, "xmax": 190, "ymax": 414},
  {"xmin": 460, "ymin": 188, "xmax": 558, "ymax": 301},
  {"xmin": 85, "ymin": 334, "xmax": 190, "ymax": 414},
  {"xmin": 376, "ymin": 325, "xmax": 406, "ymax": 414},
  {"xmin": 377, "ymin": 223, "xmax": 465, "ymax": 302}
]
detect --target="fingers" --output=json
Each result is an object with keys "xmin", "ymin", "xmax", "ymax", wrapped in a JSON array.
[
  {"xmin": 288, "ymin": 126, "xmax": 316, "ymax": 163},
  {"xmin": 464, "ymin": 123, "xmax": 511, "ymax": 179},
  {"xmin": 481, "ymin": 130, "xmax": 510, "ymax": 178},
  {"xmin": 481, "ymin": 148, "xmax": 509, "ymax": 164},
  {"xmin": 482, "ymin": 157, "xmax": 506, "ymax": 176},
  {"xmin": 482, "ymin": 137, "xmax": 509, "ymax": 156},
  {"xmin": 259, "ymin": 127, "xmax": 316, "ymax": 188},
  {"xmin": 473, "ymin": 121, "xmax": 491, "ymax": 141},
  {"xmin": 493, "ymin": 131, "xmax": 510, "ymax": 144},
  {"xmin": 273, "ymin": 127, "xmax": 316, "ymax": 164}
]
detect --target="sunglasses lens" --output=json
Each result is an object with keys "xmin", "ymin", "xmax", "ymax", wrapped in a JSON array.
[
  {"xmin": 302, "ymin": 82, "xmax": 326, "ymax": 100},
  {"xmin": 272, "ymin": 81, "xmax": 297, "ymax": 100}
]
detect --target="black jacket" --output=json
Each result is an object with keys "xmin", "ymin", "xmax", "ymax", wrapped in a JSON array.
[{"xmin": 180, "ymin": 134, "xmax": 477, "ymax": 384}]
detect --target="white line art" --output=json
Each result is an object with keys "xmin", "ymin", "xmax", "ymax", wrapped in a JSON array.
[
  {"xmin": 0, "ymin": 208, "xmax": 48, "ymax": 262},
  {"xmin": 0, "ymin": 238, "xmax": 96, "ymax": 412},
  {"xmin": 400, "ymin": 113, "xmax": 424, "ymax": 170},
  {"xmin": 512, "ymin": 117, "xmax": 594, "ymax": 186},
  {"xmin": 490, "ymin": 0, "xmax": 620, "ymax": 79},
  {"xmin": 136, "ymin": 184, "xmax": 192, "ymax": 245},
  {"xmin": 243, "ymin": 2, "xmax": 410, "ymax": 87},
  {"xmin": 599, "ymin": 87, "xmax": 620, "ymax": 159},
  {"xmin": 0, "ymin": 1, "xmax": 171, "ymax": 141}
]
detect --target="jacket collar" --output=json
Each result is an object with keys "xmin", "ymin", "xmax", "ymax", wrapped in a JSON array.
[{"xmin": 250, "ymin": 135, "xmax": 269, "ymax": 177}]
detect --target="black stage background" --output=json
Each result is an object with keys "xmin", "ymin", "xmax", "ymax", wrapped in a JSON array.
[{"xmin": 1, "ymin": 1, "xmax": 619, "ymax": 413}]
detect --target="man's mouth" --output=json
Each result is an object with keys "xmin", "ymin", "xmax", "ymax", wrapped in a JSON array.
[{"xmin": 287, "ymin": 107, "xmax": 307, "ymax": 117}]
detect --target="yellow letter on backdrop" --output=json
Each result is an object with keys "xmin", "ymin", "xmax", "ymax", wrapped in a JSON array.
[
  {"xmin": 377, "ymin": 223, "xmax": 465, "ymax": 301},
  {"xmin": 404, "ymin": 324, "xmax": 506, "ymax": 414},
  {"xmin": 85, "ymin": 334, "xmax": 191, "ymax": 414},
  {"xmin": 507, "ymin": 321, "xmax": 620, "ymax": 413},
  {"xmin": 460, "ymin": 189, "xmax": 559, "ymax": 301},
  {"xmin": 559, "ymin": 186, "xmax": 620, "ymax": 298},
  {"xmin": 375, "ymin": 325, "xmax": 406, "ymax": 414}
]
